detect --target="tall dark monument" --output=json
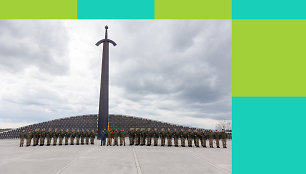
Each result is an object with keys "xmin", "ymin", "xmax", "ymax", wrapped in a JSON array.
[{"xmin": 96, "ymin": 26, "xmax": 117, "ymax": 133}]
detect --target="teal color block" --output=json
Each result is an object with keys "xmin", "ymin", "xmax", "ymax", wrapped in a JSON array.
[
  {"xmin": 77, "ymin": 0, "xmax": 154, "ymax": 19},
  {"xmin": 233, "ymin": 97, "xmax": 306, "ymax": 173},
  {"xmin": 233, "ymin": 0, "xmax": 306, "ymax": 19}
]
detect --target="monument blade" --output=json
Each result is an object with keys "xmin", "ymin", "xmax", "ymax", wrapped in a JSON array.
[{"xmin": 96, "ymin": 26, "xmax": 116, "ymax": 136}]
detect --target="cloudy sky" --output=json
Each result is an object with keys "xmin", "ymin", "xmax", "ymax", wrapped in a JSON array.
[{"xmin": 0, "ymin": 20, "xmax": 231, "ymax": 129}]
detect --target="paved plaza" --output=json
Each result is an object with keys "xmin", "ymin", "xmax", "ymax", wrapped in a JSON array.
[{"xmin": 0, "ymin": 139, "xmax": 231, "ymax": 174}]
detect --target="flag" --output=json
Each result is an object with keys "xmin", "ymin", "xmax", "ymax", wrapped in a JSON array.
[{"xmin": 112, "ymin": 121, "xmax": 115, "ymax": 138}]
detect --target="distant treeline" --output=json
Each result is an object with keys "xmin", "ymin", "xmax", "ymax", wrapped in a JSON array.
[{"xmin": 0, "ymin": 129, "xmax": 12, "ymax": 133}]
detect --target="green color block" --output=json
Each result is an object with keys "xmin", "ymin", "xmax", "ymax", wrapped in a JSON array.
[
  {"xmin": 155, "ymin": 0, "xmax": 231, "ymax": 19},
  {"xmin": 0, "ymin": 0, "xmax": 77, "ymax": 19},
  {"xmin": 233, "ymin": 20, "xmax": 306, "ymax": 96}
]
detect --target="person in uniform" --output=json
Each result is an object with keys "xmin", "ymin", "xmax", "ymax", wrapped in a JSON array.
[
  {"xmin": 39, "ymin": 128, "xmax": 46, "ymax": 146},
  {"xmin": 81, "ymin": 129, "xmax": 85, "ymax": 145},
  {"xmin": 215, "ymin": 130, "xmax": 220, "ymax": 148},
  {"xmin": 220, "ymin": 129, "xmax": 228, "ymax": 148},
  {"xmin": 64, "ymin": 129, "xmax": 70, "ymax": 145},
  {"xmin": 139, "ymin": 128, "xmax": 145, "ymax": 146},
  {"xmin": 89, "ymin": 129, "xmax": 95, "ymax": 145},
  {"xmin": 107, "ymin": 129, "xmax": 112, "ymax": 146},
  {"xmin": 52, "ymin": 129, "xmax": 59, "ymax": 146},
  {"xmin": 113, "ymin": 129, "xmax": 119, "ymax": 146},
  {"xmin": 59, "ymin": 129, "xmax": 64, "ymax": 145},
  {"xmin": 193, "ymin": 129, "xmax": 200, "ymax": 147},
  {"xmin": 70, "ymin": 129, "xmax": 76, "ymax": 145},
  {"xmin": 128, "ymin": 128, "xmax": 134, "ymax": 145},
  {"xmin": 26, "ymin": 129, "xmax": 33, "ymax": 146},
  {"xmin": 179, "ymin": 129, "xmax": 186, "ymax": 147},
  {"xmin": 119, "ymin": 129, "xmax": 125, "ymax": 146},
  {"xmin": 166, "ymin": 128, "xmax": 173, "ymax": 147},
  {"xmin": 19, "ymin": 129, "xmax": 26, "ymax": 147},
  {"xmin": 153, "ymin": 128, "xmax": 159, "ymax": 146},
  {"xmin": 32, "ymin": 129, "xmax": 38, "ymax": 146},
  {"xmin": 101, "ymin": 129, "xmax": 106, "ymax": 146},
  {"xmin": 76, "ymin": 129, "xmax": 80, "ymax": 145},
  {"xmin": 187, "ymin": 129, "xmax": 193, "ymax": 147},
  {"xmin": 46, "ymin": 129, "xmax": 52, "ymax": 146},
  {"xmin": 173, "ymin": 129, "xmax": 179, "ymax": 147},
  {"xmin": 146, "ymin": 128, "xmax": 152, "ymax": 146},
  {"xmin": 36, "ymin": 128, "xmax": 40, "ymax": 146},
  {"xmin": 207, "ymin": 129, "xmax": 214, "ymax": 148},
  {"xmin": 85, "ymin": 129, "xmax": 90, "ymax": 145},
  {"xmin": 159, "ymin": 128, "xmax": 166, "ymax": 146},
  {"xmin": 135, "ymin": 128, "xmax": 140, "ymax": 146},
  {"xmin": 200, "ymin": 130, "xmax": 207, "ymax": 148}
]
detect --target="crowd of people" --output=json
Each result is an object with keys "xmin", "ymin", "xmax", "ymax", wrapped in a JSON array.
[
  {"xmin": 19, "ymin": 128, "xmax": 96, "ymax": 146},
  {"xmin": 19, "ymin": 128, "xmax": 228, "ymax": 148},
  {"xmin": 100, "ymin": 128, "xmax": 228, "ymax": 148}
]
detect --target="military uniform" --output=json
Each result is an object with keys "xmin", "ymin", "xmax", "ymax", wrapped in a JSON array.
[
  {"xmin": 59, "ymin": 130, "xmax": 64, "ymax": 145},
  {"xmin": 146, "ymin": 129, "xmax": 152, "ymax": 146},
  {"xmin": 166, "ymin": 130, "xmax": 173, "ymax": 146},
  {"xmin": 214, "ymin": 131, "xmax": 220, "ymax": 148},
  {"xmin": 52, "ymin": 130, "xmax": 59, "ymax": 146},
  {"xmin": 220, "ymin": 130, "xmax": 228, "ymax": 148},
  {"xmin": 119, "ymin": 130, "xmax": 125, "ymax": 146},
  {"xmin": 128, "ymin": 129, "xmax": 135, "ymax": 145},
  {"xmin": 159, "ymin": 129, "xmax": 166, "ymax": 146},
  {"xmin": 46, "ymin": 130, "xmax": 52, "ymax": 146},
  {"xmin": 81, "ymin": 130, "xmax": 85, "ymax": 145},
  {"xmin": 19, "ymin": 131, "xmax": 26, "ymax": 147},
  {"xmin": 187, "ymin": 130, "xmax": 193, "ymax": 147},
  {"xmin": 135, "ymin": 129, "xmax": 140, "ymax": 146},
  {"xmin": 113, "ymin": 130, "xmax": 119, "ymax": 146},
  {"xmin": 33, "ymin": 130, "xmax": 38, "ymax": 146},
  {"xmin": 70, "ymin": 130, "xmax": 76, "ymax": 145},
  {"xmin": 207, "ymin": 130, "xmax": 214, "ymax": 148},
  {"xmin": 26, "ymin": 131, "xmax": 33, "ymax": 146},
  {"xmin": 64, "ymin": 130, "xmax": 70, "ymax": 145},
  {"xmin": 200, "ymin": 130, "xmax": 207, "ymax": 147},
  {"xmin": 90, "ymin": 130, "xmax": 95, "ymax": 144},
  {"xmin": 140, "ymin": 129, "xmax": 146, "ymax": 146},
  {"xmin": 107, "ymin": 130, "xmax": 112, "ymax": 146},
  {"xmin": 76, "ymin": 130, "xmax": 81, "ymax": 145},
  {"xmin": 85, "ymin": 130, "xmax": 90, "ymax": 145},
  {"xmin": 173, "ymin": 130, "xmax": 179, "ymax": 147},
  {"xmin": 193, "ymin": 130, "xmax": 200, "ymax": 147},
  {"xmin": 39, "ymin": 129, "xmax": 46, "ymax": 146},
  {"xmin": 153, "ymin": 129, "xmax": 159, "ymax": 146},
  {"xmin": 179, "ymin": 130, "xmax": 186, "ymax": 147}
]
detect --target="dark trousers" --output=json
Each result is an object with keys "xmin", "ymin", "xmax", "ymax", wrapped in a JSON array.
[{"xmin": 101, "ymin": 138, "xmax": 106, "ymax": 146}]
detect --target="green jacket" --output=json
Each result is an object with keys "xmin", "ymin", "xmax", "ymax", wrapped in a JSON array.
[
  {"xmin": 71, "ymin": 132, "xmax": 76, "ymax": 138},
  {"xmin": 179, "ymin": 131, "xmax": 186, "ymax": 138},
  {"xmin": 207, "ymin": 132, "xmax": 214, "ymax": 139},
  {"xmin": 200, "ymin": 132, "xmax": 207, "ymax": 140},
  {"xmin": 39, "ymin": 131, "xmax": 46, "ymax": 138},
  {"xmin": 59, "ymin": 131, "xmax": 65, "ymax": 138},
  {"xmin": 128, "ymin": 130, "xmax": 135, "ymax": 138},
  {"xmin": 146, "ymin": 131, "xmax": 153, "ymax": 138},
  {"xmin": 166, "ymin": 131, "xmax": 172, "ymax": 138},
  {"xmin": 85, "ymin": 132, "xmax": 90, "ymax": 137},
  {"xmin": 26, "ymin": 132, "xmax": 33, "ymax": 139},
  {"xmin": 214, "ymin": 132, "xmax": 220, "ymax": 139},
  {"xmin": 64, "ymin": 132, "xmax": 70, "ymax": 138},
  {"xmin": 220, "ymin": 132, "xmax": 227, "ymax": 139},
  {"xmin": 135, "ymin": 131, "xmax": 140, "ymax": 138},
  {"xmin": 89, "ymin": 132, "xmax": 95, "ymax": 138},
  {"xmin": 113, "ymin": 131, "xmax": 119, "ymax": 138},
  {"xmin": 46, "ymin": 131, "xmax": 52, "ymax": 138},
  {"xmin": 187, "ymin": 132, "xmax": 193, "ymax": 139},
  {"xmin": 119, "ymin": 131, "xmax": 125, "ymax": 138},
  {"xmin": 159, "ymin": 131, "xmax": 166, "ymax": 138},
  {"xmin": 193, "ymin": 132, "xmax": 199, "ymax": 140},
  {"xmin": 172, "ymin": 131, "xmax": 179, "ymax": 139},
  {"xmin": 20, "ymin": 132, "xmax": 26, "ymax": 139},
  {"xmin": 75, "ymin": 132, "xmax": 81, "ymax": 138},
  {"xmin": 81, "ymin": 132, "xmax": 86, "ymax": 137},
  {"xmin": 153, "ymin": 131, "xmax": 159, "ymax": 138},
  {"xmin": 33, "ymin": 131, "xmax": 38, "ymax": 138},
  {"xmin": 107, "ymin": 131, "xmax": 112, "ymax": 138},
  {"xmin": 52, "ymin": 131, "xmax": 59, "ymax": 138}
]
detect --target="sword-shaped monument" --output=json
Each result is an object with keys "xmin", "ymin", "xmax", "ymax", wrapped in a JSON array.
[{"xmin": 96, "ymin": 26, "xmax": 117, "ymax": 134}]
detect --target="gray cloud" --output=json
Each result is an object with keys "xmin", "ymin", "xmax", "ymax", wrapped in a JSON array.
[
  {"xmin": 0, "ymin": 20, "xmax": 69, "ymax": 75},
  {"xmin": 0, "ymin": 20, "xmax": 231, "ymax": 129}
]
